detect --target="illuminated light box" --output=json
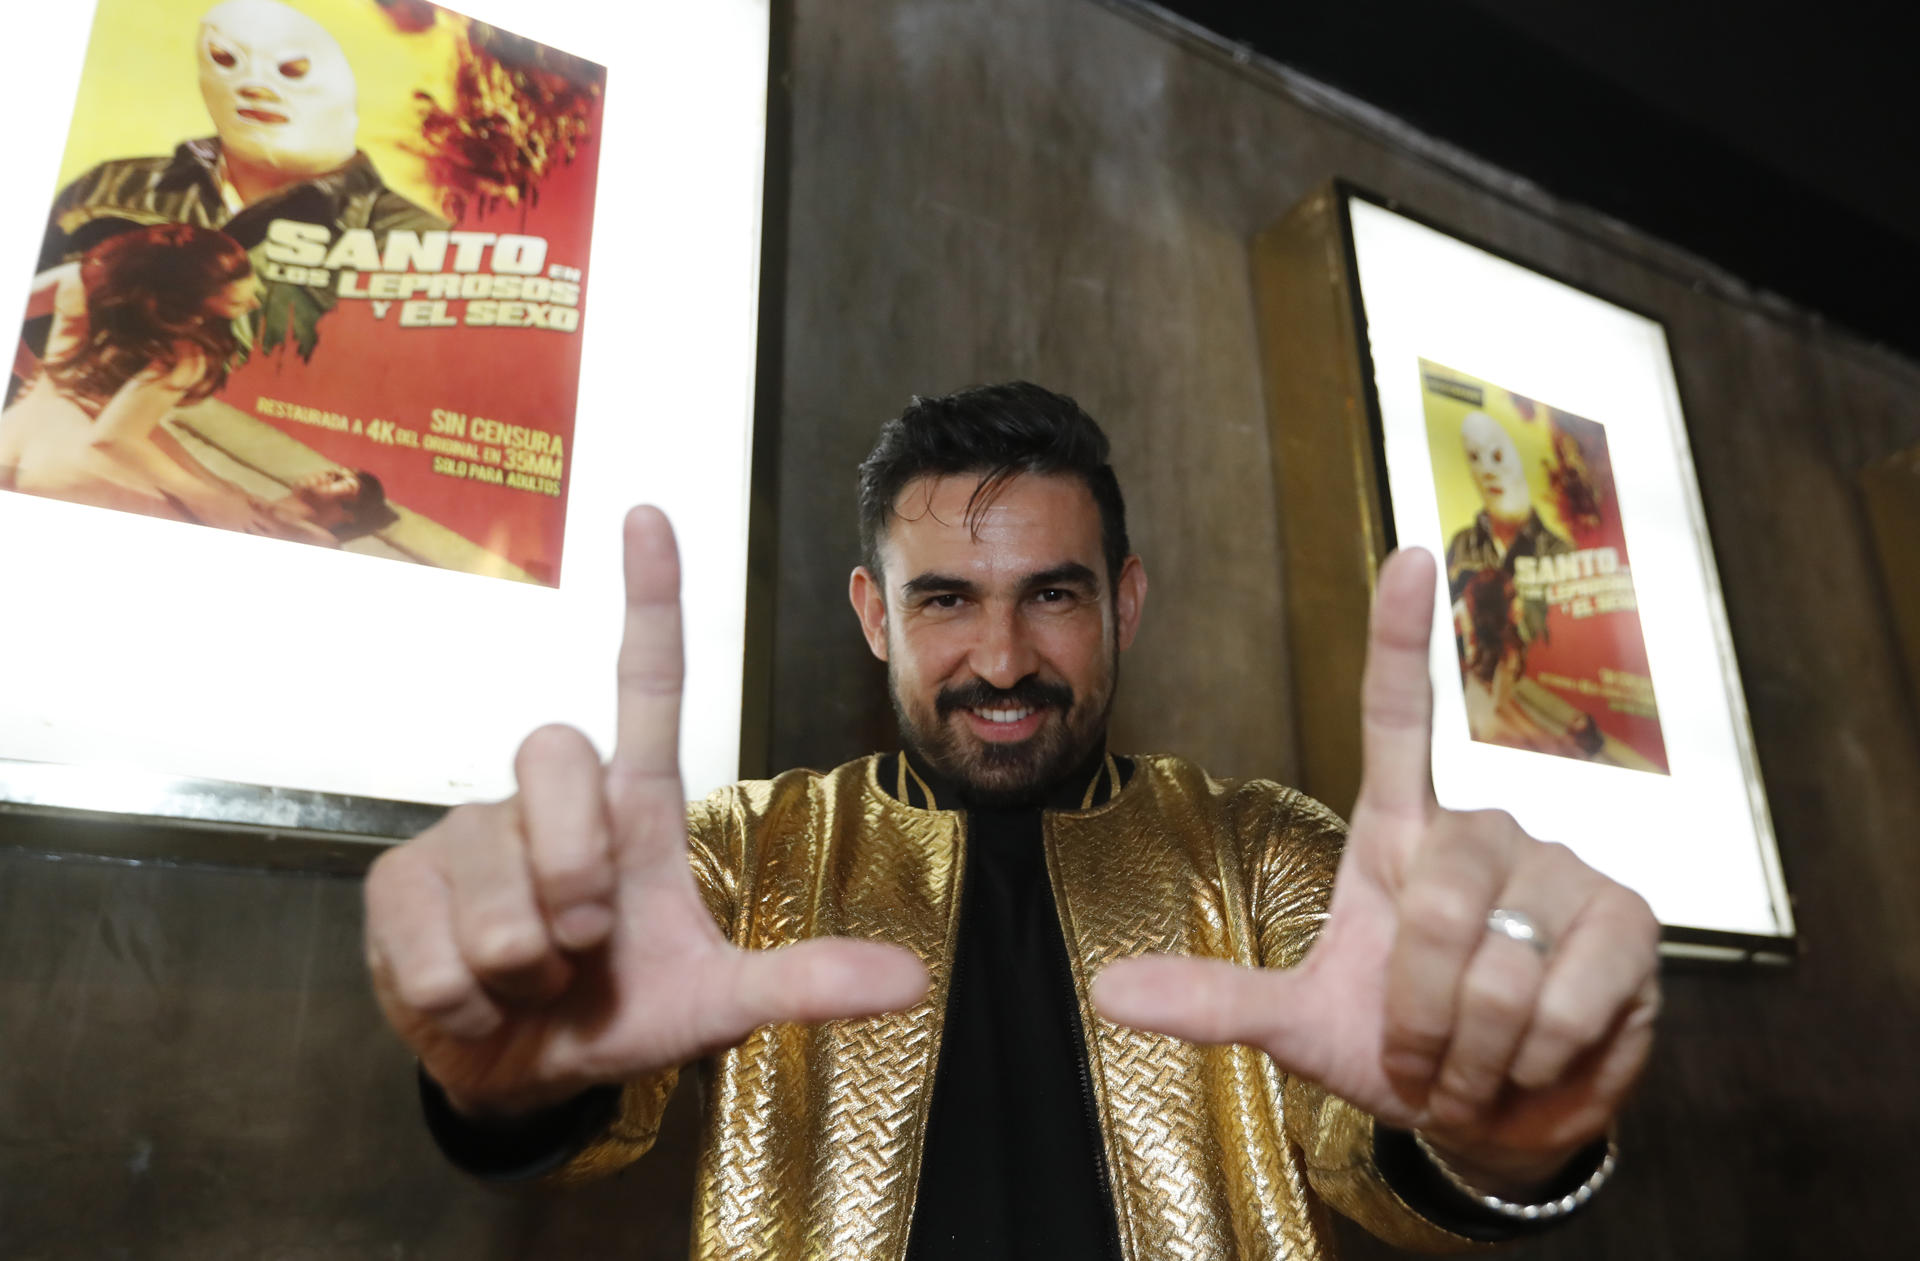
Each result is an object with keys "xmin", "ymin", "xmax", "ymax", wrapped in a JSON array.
[
  {"xmin": 1254, "ymin": 184, "xmax": 1793, "ymax": 961},
  {"xmin": 0, "ymin": 0, "xmax": 772, "ymax": 852}
]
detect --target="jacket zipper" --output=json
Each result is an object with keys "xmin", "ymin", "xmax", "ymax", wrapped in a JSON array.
[
  {"xmin": 898, "ymin": 813, "xmax": 967, "ymax": 1261},
  {"xmin": 1045, "ymin": 826, "xmax": 1126, "ymax": 1261}
]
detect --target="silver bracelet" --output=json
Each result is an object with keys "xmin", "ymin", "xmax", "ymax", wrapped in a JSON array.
[{"xmin": 1411, "ymin": 1129, "xmax": 1619, "ymax": 1222}]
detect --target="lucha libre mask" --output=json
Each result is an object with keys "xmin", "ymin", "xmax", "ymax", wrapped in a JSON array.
[
  {"xmin": 198, "ymin": 0, "xmax": 358, "ymax": 178},
  {"xmin": 1460, "ymin": 409, "xmax": 1534, "ymax": 524}
]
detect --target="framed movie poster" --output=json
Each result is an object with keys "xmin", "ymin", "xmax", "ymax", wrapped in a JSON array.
[
  {"xmin": 0, "ymin": 0, "xmax": 774, "ymax": 854},
  {"xmin": 1254, "ymin": 184, "xmax": 1794, "ymax": 960}
]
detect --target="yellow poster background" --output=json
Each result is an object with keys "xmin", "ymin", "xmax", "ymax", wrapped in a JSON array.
[
  {"xmin": 1419, "ymin": 359, "xmax": 1574, "ymax": 541},
  {"xmin": 49, "ymin": 0, "xmax": 456, "ymax": 213}
]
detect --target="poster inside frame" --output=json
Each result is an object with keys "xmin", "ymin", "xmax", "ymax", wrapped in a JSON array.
[
  {"xmin": 1341, "ymin": 191, "xmax": 1793, "ymax": 951},
  {"xmin": 0, "ymin": 0, "xmax": 772, "ymax": 843}
]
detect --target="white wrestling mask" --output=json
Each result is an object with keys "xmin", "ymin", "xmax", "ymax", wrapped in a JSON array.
[
  {"xmin": 198, "ymin": 0, "xmax": 358, "ymax": 179},
  {"xmin": 1460, "ymin": 409, "xmax": 1534, "ymax": 525}
]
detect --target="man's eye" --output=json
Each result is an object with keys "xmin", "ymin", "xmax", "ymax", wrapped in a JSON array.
[
  {"xmin": 1035, "ymin": 588, "xmax": 1072, "ymax": 604},
  {"xmin": 926, "ymin": 594, "xmax": 962, "ymax": 609},
  {"xmin": 209, "ymin": 44, "xmax": 237, "ymax": 68},
  {"xmin": 279, "ymin": 57, "xmax": 311, "ymax": 79}
]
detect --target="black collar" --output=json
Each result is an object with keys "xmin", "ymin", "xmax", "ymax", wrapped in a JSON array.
[
  {"xmin": 159, "ymin": 138, "xmax": 392, "ymax": 210},
  {"xmin": 881, "ymin": 743, "xmax": 1130, "ymax": 812}
]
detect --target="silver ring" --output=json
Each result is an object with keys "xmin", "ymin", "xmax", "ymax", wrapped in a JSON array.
[{"xmin": 1486, "ymin": 907, "xmax": 1550, "ymax": 956}]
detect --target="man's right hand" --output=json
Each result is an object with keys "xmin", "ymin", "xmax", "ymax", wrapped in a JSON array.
[{"xmin": 364, "ymin": 506, "xmax": 930, "ymax": 1119}]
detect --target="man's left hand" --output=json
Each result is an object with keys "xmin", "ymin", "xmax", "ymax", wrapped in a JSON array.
[{"xmin": 1092, "ymin": 547, "xmax": 1660, "ymax": 1195}]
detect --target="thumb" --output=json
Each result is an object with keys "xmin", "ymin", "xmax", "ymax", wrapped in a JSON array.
[
  {"xmin": 1093, "ymin": 954, "xmax": 1325, "ymax": 1068},
  {"xmin": 708, "ymin": 939, "xmax": 929, "ymax": 1043}
]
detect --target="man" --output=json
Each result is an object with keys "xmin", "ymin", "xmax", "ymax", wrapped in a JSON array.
[
  {"xmin": 365, "ymin": 384, "xmax": 1659, "ymax": 1258},
  {"xmin": 1442, "ymin": 410, "xmax": 1584, "ymax": 755},
  {"xmin": 1442, "ymin": 409, "xmax": 1572, "ymax": 614},
  {"xmin": 34, "ymin": 0, "xmax": 446, "ymax": 359},
  {"xmin": 263, "ymin": 466, "xmax": 394, "ymax": 544}
]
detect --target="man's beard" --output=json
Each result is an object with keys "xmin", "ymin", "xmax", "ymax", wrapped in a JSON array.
[{"xmin": 890, "ymin": 661, "xmax": 1115, "ymax": 808}]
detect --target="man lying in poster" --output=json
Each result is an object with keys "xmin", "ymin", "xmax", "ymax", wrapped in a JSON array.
[{"xmin": 267, "ymin": 466, "xmax": 396, "ymax": 544}]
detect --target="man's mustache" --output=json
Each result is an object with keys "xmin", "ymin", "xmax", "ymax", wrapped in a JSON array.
[{"xmin": 937, "ymin": 677, "xmax": 1074, "ymax": 719}]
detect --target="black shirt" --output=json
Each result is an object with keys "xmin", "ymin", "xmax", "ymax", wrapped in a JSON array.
[{"xmin": 892, "ymin": 746, "xmax": 1124, "ymax": 1261}]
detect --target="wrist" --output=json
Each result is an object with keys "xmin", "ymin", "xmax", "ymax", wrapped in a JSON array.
[
  {"xmin": 1411, "ymin": 1132, "xmax": 1589, "ymax": 1198},
  {"xmin": 440, "ymin": 1084, "xmax": 586, "ymax": 1125},
  {"xmin": 1412, "ymin": 1126, "xmax": 1619, "ymax": 1222},
  {"xmin": 419, "ymin": 1069, "xmax": 623, "ymax": 1182},
  {"xmin": 430, "ymin": 1067, "xmax": 596, "ymax": 1125}
]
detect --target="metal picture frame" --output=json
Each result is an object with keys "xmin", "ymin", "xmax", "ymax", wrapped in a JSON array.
[
  {"xmin": 1253, "ymin": 182, "xmax": 1794, "ymax": 963},
  {"xmin": 0, "ymin": 0, "xmax": 784, "ymax": 864}
]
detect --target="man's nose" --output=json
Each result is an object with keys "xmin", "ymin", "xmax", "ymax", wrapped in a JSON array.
[
  {"xmin": 969, "ymin": 605, "xmax": 1039, "ymax": 689},
  {"xmin": 239, "ymin": 84, "xmax": 283, "ymax": 102}
]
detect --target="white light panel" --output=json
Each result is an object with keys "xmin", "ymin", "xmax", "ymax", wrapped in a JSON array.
[
  {"xmin": 0, "ymin": 0, "xmax": 770, "ymax": 812},
  {"xmin": 1348, "ymin": 198, "xmax": 1792, "ymax": 939}
]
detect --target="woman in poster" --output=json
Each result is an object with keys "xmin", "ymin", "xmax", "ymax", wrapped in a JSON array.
[{"xmin": 0, "ymin": 224, "xmax": 272, "ymax": 531}]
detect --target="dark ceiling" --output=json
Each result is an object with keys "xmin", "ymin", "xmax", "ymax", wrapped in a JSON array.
[{"xmin": 1152, "ymin": 0, "xmax": 1919, "ymax": 363}]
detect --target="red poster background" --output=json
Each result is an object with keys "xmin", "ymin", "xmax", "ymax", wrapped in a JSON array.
[
  {"xmin": 1526, "ymin": 610, "xmax": 1668, "ymax": 769},
  {"xmin": 1528, "ymin": 408, "xmax": 1668, "ymax": 771},
  {"xmin": 225, "ymin": 116, "xmax": 602, "ymax": 588}
]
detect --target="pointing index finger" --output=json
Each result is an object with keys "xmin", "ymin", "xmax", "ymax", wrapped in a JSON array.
[
  {"xmin": 612, "ymin": 505, "xmax": 685, "ymax": 786},
  {"xmin": 1355, "ymin": 547, "xmax": 1440, "ymax": 823}
]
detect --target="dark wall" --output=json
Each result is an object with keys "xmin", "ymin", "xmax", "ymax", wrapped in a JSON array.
[
  {"xmin": 0, "ymin": 848, "xmax": 677, "ymax": 1260},
  {"xmin": 5, "ymin": 1, "xmax": 1920, "ymax": 1257}
]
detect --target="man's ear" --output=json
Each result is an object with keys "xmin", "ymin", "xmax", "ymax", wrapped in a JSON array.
[
  {"xmin": 1114, "ymin": 554, "xmax": 1148, "ymax": 652},
  {"xmin": 849, "ymin": 566, "xmax": 890, "ymax": 661}
]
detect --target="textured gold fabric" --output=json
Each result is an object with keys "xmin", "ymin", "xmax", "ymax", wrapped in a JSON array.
[{"xmin": 552, "ymin": 755, "xmax": 1476, "ymax": 1259}]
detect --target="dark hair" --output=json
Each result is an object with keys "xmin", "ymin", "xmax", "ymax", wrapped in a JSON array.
[
  {"xmin": 857, "ymin": 381, "xmax": 1130, "ymax": 587},
  {"xmin": 1463, "ymin": 568, "xmax": 1523, "ymax": 683},
  {"xmin": 329, "ymin": 469, "xmax": 396, "ymax": 540},
  {"xmin": 347, "ymin": 469, "xmax": 387, "ymax": 518},
  {"xmin": 46, "ymin": 224, "xmax": 251, "ymax": 408}
]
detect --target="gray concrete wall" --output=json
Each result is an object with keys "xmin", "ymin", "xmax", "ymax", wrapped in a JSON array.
[{"xmin": 5, "ymin": 1, "xmax": 1919, "ymax": 1257}]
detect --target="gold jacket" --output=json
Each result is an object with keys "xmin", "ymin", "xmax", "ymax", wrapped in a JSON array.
[{"xmin": 554, "ymin": 754, "xmax": 1478, "ymax": 1259}]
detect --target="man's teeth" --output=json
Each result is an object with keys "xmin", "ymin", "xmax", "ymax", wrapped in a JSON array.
[{"xmin": 973, "ymin": 706, "xmax": 1035, "ymax": 724}]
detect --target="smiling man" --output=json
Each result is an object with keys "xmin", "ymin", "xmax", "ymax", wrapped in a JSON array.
[
  {"xmin": 367, "ymin": 383, "xmax": 1660, "ymax": 1259},
  {"xmin": 848, "ymin": 403, "xmax": 1145, "ymax": 808}
]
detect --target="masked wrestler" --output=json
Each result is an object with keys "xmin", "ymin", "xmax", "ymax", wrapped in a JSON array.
[
  {"xmin": 1, "ymin": 224, "xmax": 273, "ymax": 532},
  {"xmin": 32, "ymin": 0, "xmax": 446, "ymax": 351},
  {"xmin": 366, "ymin": 384, "xmax": 1661, "ymax": 1258},
  {"xmin": 1443, "ymin": 408, "xmax": 1572, "ymax": 639},
  {"xmin": 1444, "ymin": 409, "xmax": 1574, "ymax": 595}
]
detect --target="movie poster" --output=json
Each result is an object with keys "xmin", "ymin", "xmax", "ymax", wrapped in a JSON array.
[
  {"xmin": 3, "ymin": 0, "xmax": 604, "ymax": 586},
  {"xmin": 1419, "ymin": 359, "xmax": 1669, "ymax": 773}
]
